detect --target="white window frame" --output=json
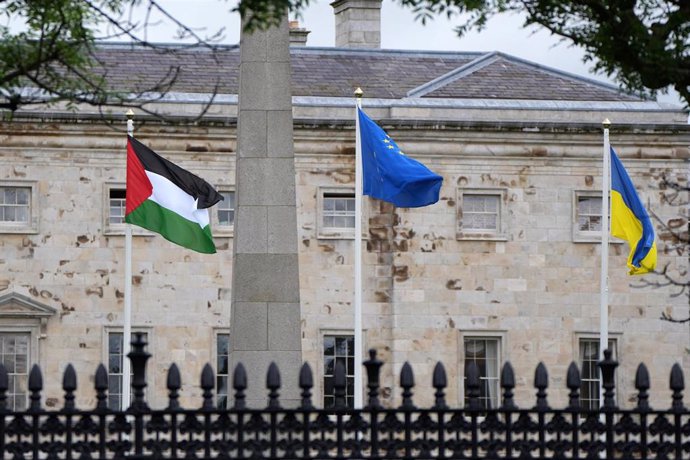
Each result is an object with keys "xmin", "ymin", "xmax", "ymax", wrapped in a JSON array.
[
  {"xmin": 0, "ymin": 181, "xmax": 39, "ymax": 234},
  {"xmin": 0, "ymin": 332, "xmax": 31, "ymax": 411},
  {"xmin": 457, "ymin": 188, "xmax": 507, "ymax": 241},
  {"xmin": 213, "ymin": 189, "xmax": 235, "ymax": 237},
  {"xmin": 573, "ymin": 190, "xmax": 603, "ymax": 242},
  {"xmin": 317, "ymin": 187, "xmax": 365, "ymax": 239},
  {"xmin": 575, "ymin": 334, "xmax": 619, "ymax": 410},
  {"xmin": 0, "ymin": 293, "xmax": 56, "ymax": 410},
  {"xmin": 214, "ymin": 329, "xmax": 230, "ymax": 409},
  {"xmin": 321, "ymin": 330, "xmax": 357, "ymax": 409},
  {"xmin": 103, "ymin": 327, "xmax": 152, "ymax": 410},
  {"xmin": 459, "ymin": 331, "xmax": 505, "ymax": 409},
  {"xmin": 102, "ymin": 183, "xmax": 153, "ymax": 236}
]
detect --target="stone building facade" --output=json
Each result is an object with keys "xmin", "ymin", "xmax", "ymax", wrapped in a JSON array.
[{"xmin": 0, "ymin": 3, "xmax": 688, "ymax": 411}]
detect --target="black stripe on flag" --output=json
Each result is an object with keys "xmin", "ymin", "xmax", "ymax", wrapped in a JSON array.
[{"xmin": 128, "ymin": 136, "xmax": 223, "ymax": 209}]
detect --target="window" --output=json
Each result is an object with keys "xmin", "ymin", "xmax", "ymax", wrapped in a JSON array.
[
  {"xmin": 216, "ymin": 333, "xmax": 230, "ymax": 409},
  {"xmin": 104, "ymin": 184, "xmax": 152, "ymax": 235},
  {"xmin": 0, "ymin": 293, "xmax": 56, "ymax": 410},
  {"xmin": 109, "ymin": 189, "xmax": 126, "ymax": 225},
  {"xmin": 0, "ymin": 333, "xmax": 29, "ymax": 411},
  {"xmin": 463, "ymin": 337, "xmax": 500, "ymax": 409},
  {"xmin": 317, "ymin": 188, "xmax": 360, "ymax": 239},
  {"xmin": 104, "ymin": 184, "xmax": 127, "ymax": 234},
  {"xmin": 0, "ymin": 183, "xmax": 38, "ymax": 233},
  {"xmin": 457, "ymin": 189, "xmax": 506, "ymax": 240},
  {"xmin": 323, "ymin": 335, "xmax": 355, "ymax": 408},
  {"xmin": 323, "ymin": 194, "xmax": 355, "ymax": 229},
  {"xmin": 579, "ymin": 338, "xmax": 616, "ymax": 410},
  {"xmin": 463, "ymin": 195, "xmax": 499, "ymax": 231},
  {"xmin": 107, "ymin": 331, "xmax": 148, "ymax": 410},
  {"xmin": 573, "ymin": 191, "xmax": 602, "ymax": 242},
  {"xmin": 0, "ymin": 187, "xmax": 30, "ymax": 224},
  {"xmin": 217, "ymin": 191, "xmax": 235, "ymax": 227}
]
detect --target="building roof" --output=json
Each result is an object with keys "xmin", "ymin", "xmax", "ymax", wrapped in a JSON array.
[{"xmin": 94, "ymin": 43, "xmax": 639, "ymax": 102}]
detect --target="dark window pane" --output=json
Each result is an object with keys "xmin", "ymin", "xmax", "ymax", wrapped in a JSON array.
[
  {"xmin": 345, "ymin": 337, "xmax": 354, "ymax": 355},
  {"xmin": 324, "ymin": 377, "xmax": 334, "ymax": 395},
  {"xmin": 109, "ymin": 395, "xmax": 120, "ymax": 411},
  {"xmin": 324, "ymin": 336, "xmax": 334, "ymax": 355},
  {"xmin": 335, "ymin": 338, "xmax": 348, "ymax": 355},
  {"xmin": 217, "ymin": 376, "xmax": 228, "ymax": 394},
  {"xmin": 109, "ymin": 334, "xmax": 122, "ymax": 353},
  {"xmin": 346, "ymin": 378, "xmax": 354, "ymax": 396},
  {"xmin": 16, "ymin": 189, "xmax": 29, "ymax": 205},
  {"xmin": 323, "ymin": 334, "xmax": 355, "ymax": 409},
  {"xmin": 335, "ymin": 357, "xmax": 346, "ymax": 373},
  {"xmin": 109, "ymin": 356, "xmax": 121, "ymax": 374},
  {"xmin": 109, "ymin": 375, "xmax": 122, "ymax": 393},
  {"xmin": 217, "ymin": 334, "xmax": 229, "ymax": 354},
  {"xmin": 217, "ymin": 356, "xmax": 228, "ymax": 374},
  {"xmin": 324, "ymin": 357, "xmax": 334, "ymax": 375},
  {"xmin": 324, "ymin": 396, "xmax": 334, "ymax": 408}
]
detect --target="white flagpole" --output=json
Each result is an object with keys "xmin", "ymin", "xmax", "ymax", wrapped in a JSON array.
[
  {"xmin": 354, "ymin": 88, "xmax": 364, "ymax": 408},
  {"xmin": 599, "ymin": 118, "xmax": 611, "ymax": 407},
  {"xmin": 123, "ymin": 109, "xmax": 134, "ymax": 409}
]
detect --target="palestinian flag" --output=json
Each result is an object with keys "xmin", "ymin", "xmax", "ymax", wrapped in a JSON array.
[{"xmin": 125, "ymin": 136, "xmax": 223, "ymax": 254}]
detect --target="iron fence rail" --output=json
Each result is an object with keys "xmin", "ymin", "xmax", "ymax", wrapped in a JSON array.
[{"xmin": 1, "ymin": 334, "xmax": 689, "ymax": 459}]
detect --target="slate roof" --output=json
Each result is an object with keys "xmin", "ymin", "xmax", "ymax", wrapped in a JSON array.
[{"xmin": 93, "ymin": 43, "xmax": 639, "ymax": 102}]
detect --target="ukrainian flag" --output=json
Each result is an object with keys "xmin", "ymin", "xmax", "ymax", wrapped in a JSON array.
[{"xmin": 610, "ymin": 147, "xmax": 657, "ymax": 275}]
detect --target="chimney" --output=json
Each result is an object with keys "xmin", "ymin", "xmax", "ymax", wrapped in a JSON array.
[
  {"xmin": 289, "ymin": 20, "xmax": 310, "ymax": 46},
  {"xmin": 330, "ymin": 0, "xmax": 382, "ymax": 48}
]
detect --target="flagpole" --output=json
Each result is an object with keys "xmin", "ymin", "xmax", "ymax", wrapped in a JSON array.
[
  {"xmin": 123, "ymin": 109, "xmax": 134, "ymax": 410},
  {"xmin": 354, "ymin": 88, "xmax": 364, "ymax": 409},
  {"xmin": 599, "ymin": 118, "xmax": 611, "ymax": 407}
]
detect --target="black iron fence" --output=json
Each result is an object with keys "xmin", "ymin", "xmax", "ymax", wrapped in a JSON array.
[{"xmin": 2, "ymin": 333, "xmax": 690, "ymax": 459}]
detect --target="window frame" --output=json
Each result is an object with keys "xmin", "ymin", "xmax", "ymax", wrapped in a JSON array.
[
  {"xmin": 575, "ymin": 334, "xmax": 619, "ymax": 410},
  {"xmin": 321, "ymin": 331, "xmax": 356, "ymax": 409},
  {"xmin": 214, "ymin": 329, "xmax": 230, "ymax": 409},
  {"xmin": 103, "ymin": 327, "xmax": 152, "ymax": 410},
  {"xmin": 213, "ymin": 188, "xmax": 235, "ymax": 238},
  {"xmin": 456, "ymin": 188, "xmax": 507, "ymax": 241},
  {"xmin": 0, "ymin": 331, "xmax": 31, "ymax": 411},
  {"xmin": 573, "ymin": 190, "xmax": 603, "ymax": 243},
  {"xmin": 0, "ymin": 293, "xmax": 56, "ymax": 410},
  {"xmin": 459, "ymin": 331, "xmax": 505, "ymax": 409},
  {"xmin": 0, "ymin": 181, "xmax": 39, "ymax": 234},
  {"xmin": 102, "ymin": 183, "xmax": 153, "ymax": 236},
  {"xmin": 317, "ymin": 187, "xmax": 363, "ymax": 240}
]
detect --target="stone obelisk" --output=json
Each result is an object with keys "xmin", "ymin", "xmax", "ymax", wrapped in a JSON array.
[{"xmin": 230, "ymin": 13, "xmax": 302, "ymax": 407}]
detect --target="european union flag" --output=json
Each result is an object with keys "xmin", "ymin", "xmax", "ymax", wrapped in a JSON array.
[
  {"xmin": 610, "ymin": 147, "xmax": 657, "ymax": 275},
  {"xmin": 358, "ymin": 108, "xmax": 443, "ymax": 207}
]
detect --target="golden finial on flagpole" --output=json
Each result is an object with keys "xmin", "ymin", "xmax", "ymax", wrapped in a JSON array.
[
  {"xmin": 354, "ymin": 87, "xmax": 363, "ymax": 99},
  {"xmin": 602, "ymin": 118, "xmax": 611, "ymax": 129}
]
